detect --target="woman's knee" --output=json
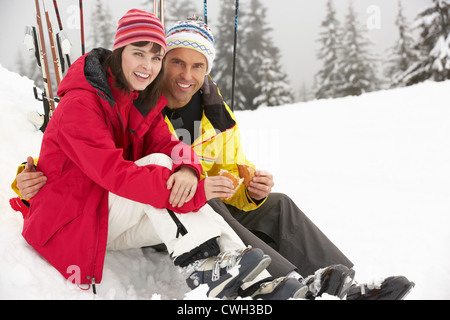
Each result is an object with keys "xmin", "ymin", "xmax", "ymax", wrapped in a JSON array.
[{"xmin": 135, "ymin": 153, "xmax": 173, "ymax": 170}]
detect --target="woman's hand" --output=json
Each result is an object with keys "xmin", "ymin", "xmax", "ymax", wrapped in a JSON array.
[
  {"xmin": 204, "ymin": 176, "xmax": 235, "ymax": 201},
  {"xmin": 167, "ymin": 166, "xmax": 199, "ymax": 207}
]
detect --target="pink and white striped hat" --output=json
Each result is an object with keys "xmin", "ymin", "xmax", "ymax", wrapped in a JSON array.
[{"xmin": 113, "ymin": 9, "xmax": 167, "ymax": 52}]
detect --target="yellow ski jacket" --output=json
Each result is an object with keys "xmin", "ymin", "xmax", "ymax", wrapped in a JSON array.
[{"xmin": 164, "ymin": 76, "xmax": 266, "ymax": 212}]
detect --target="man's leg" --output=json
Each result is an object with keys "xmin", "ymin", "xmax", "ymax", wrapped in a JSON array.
[
  {"xmin": 208, "ymin": 198, "xmax": 297, "ymax": 278},
  {"xmin": 226, "ymin": 193, "xmax": 354, "ymax": 277}
]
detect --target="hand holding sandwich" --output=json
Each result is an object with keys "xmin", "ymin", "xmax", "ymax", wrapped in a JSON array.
[{"xmin": 247, "ymin": 170, "xmax": 274, "ymax": 201}]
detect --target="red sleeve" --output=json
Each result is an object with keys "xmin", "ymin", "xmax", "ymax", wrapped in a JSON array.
[{"xmin": 56, "ymin": 97, "xmax": 207, "ymax": 213}]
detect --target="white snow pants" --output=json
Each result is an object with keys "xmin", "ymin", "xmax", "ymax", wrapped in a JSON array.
[{"xmin": 106, "ymin": 154, "xmax": 245, "ymax": 259}]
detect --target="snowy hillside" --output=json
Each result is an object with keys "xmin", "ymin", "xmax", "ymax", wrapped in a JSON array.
[{"xmin": 0, "ymin": 64, "xmax": 449, "ymax": 299}]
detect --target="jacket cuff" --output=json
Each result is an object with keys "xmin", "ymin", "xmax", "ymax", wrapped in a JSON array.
[
  {"xmin": 245, "ymin": 187, "xmax": 268, "ymax": 209},
  {"xmin": 173, "ymin": 162, "xmax": 203, "ymax": 180}
]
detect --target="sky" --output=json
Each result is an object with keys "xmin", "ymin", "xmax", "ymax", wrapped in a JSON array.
[{"xmin": 0, "ymin": 0, "xmax": 431, "ymax": 100}]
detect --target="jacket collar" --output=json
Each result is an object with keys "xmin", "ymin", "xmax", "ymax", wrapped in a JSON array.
[{"xmin": 84, "ymin": 48, "xmax": 116, "ymax": 106}]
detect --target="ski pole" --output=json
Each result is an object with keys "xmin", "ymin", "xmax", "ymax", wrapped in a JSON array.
[
  {"xmin": 52, "ymin": 0, "xmax": 63, "ymax": 31},
  {"xmin": 79, "ymin": 0, "xmax": 85, "ymax": 55},
  {"xmin": 204, "ymin": 0, "xmax": 208, "ymax": 24},
  {"xmin": 231, "ymin": 0, "xmax": 239, "ymax": 111}
]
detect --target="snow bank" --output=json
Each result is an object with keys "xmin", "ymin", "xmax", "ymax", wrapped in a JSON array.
[
  {"xmin": 1, "ymin": 64, "xmax": 449, "ymax": 299},
  {"xmin": 236, "ymin": 80, "xmax": 450, "ymax": 300}
]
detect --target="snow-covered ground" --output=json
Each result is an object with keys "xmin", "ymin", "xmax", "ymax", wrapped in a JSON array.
[{"xmin": 0, "ymin": 65, "xmax": 449, "ymax": 300}]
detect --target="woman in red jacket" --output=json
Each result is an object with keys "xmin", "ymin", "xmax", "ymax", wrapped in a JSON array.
[{"xmin": 22, "ymin": 9, "xmax": 279, "ymax": 299}]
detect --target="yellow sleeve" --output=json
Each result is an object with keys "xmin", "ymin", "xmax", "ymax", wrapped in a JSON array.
[
  {"xmin": 11, "ymin": 158, "xmax": 39, "ymax": 199},
  {"xmin": 219, "ymin": 123, "xmax": 267, "ymax": 212},
  {"xmin": 206, "ymin": 103, "xmax": 267, "ymax": 212}
]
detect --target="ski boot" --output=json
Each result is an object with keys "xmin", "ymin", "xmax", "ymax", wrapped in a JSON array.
[
  {"xmin": 181, "ymin": 247, "xmax": 271, "ymax": 299},
  {"xmin": 346, "ymin": 276, "xmax": 415, "ymax": 300},
  {"xmin": 246, "ymin": 277, "xmax": 309, "ymax": 300},
  {"xmin": 302, "ymin": 264, "xmax": 356, "ymax": 299}
]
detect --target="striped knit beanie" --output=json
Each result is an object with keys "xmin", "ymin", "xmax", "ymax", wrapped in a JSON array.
[
  {"xmin": 166, "ymin": 17, "xmax": 215, "ymax": 74},
  {"xmin": 113, "ymin": 9, "xmax": 167, "ymax": 52}
]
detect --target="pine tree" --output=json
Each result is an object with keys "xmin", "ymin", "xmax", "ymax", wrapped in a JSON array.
[
  {"xmin": 211, "ymin": 0, "xmax": 249, "ymax": 110},
  {"xmin": 238, "ymin": 0, "xmax": 264, "ymax": 109},
  {"xmin": 315, "ymin": 0, "xmax": 344, "ymax": 99},
  {"xmin": 298, "ymin": 82, "xmax": 311, "ymax": 102},
  {"xmin": 247, "ymin": 0, "xmax": 293, "ymax": 108},
  {"xmin": 253, "ymin": 57, "xmax": 294, "ymax": 107},
  {"xmin": 165, "ymin": 0, "xmax": 201, "ymax": 29},
  {"xmin": 139, "ymin": 0, "xmax": 153, "ymax": 12},
  {"xmin": 89, "ymin": 0, "xmax": 115, "ymax": 50},
  {"xmin": 213, "ymin": 0, "xmax": 293, "ymax": 110},
  {"xmin": 398, "ymin": 0, "xmax": 450, "ymax": 85},
  {"xmin": 338, "ymin": 2, "xmax": 379, "ymax": 97},
  {"xmin": 384, "ymin": 0, "xmax": 420, "ymax": 87}
]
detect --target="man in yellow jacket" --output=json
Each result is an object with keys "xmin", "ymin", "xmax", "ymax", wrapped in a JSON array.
[{"xmin": 13, "ymin": 18, "xmax": 415, "ymax": 300}]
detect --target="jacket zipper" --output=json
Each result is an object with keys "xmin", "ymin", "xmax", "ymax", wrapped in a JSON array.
[
  {"xmin": 87, "ymin": 191, "xmax": 103, "ymax": 295},
  {"xmin": 91, "ymin": 277, "xmax": 97, "ymax": 294}
]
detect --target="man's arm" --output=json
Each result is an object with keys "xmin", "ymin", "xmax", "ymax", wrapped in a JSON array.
[
  {"xmin": 200, "ymin": 76, "xmax": 273, "ymax": 211},
  {"xmin": 14, "ymin": 156, "xmax": 47, "ymax": 200}
]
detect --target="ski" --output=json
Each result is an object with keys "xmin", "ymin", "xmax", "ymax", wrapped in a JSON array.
[
  {"xmin": 42, "ymin": 0, "xmax": 62, "ymax": 86},
  {"xmin": 52, "ymin": 0, "xmax": 72, "ymax": 70},
  {"xmin": 24, "ymin": 0, "xmax": 57, "ymax": 132},
  {"xmin": 154, "ymin": 0, "xmax": 165, "ymax": 28}
]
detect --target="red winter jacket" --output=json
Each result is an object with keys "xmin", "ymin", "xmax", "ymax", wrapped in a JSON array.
[{"xmin": 22, "ymin": 48, "xmax": 207, "ymax": 285}]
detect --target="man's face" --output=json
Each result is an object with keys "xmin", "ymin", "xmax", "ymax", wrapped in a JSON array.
[{"xmin": 162, "ymin": 48, "xmax": 208, "ymax": 109}]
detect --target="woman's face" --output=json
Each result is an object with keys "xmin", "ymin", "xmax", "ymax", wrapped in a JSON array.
[{"xmin": 121, "ymin": 42, "xmax": 165, "ymax": 92}]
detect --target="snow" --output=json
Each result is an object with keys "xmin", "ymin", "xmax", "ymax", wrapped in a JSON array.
[{"xmin": 1, "ymin": 64, "xmax": 450, "ymax": 300}]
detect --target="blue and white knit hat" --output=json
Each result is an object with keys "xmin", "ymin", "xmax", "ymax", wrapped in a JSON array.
[{"xmin": 166, "ymin": 17, "xmax": 215, "ymax": 74}]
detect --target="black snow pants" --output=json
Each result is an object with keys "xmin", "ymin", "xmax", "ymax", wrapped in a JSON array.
[{"xmin": 208, "ymin": 193, "xmax": 353, "ymax": 278}]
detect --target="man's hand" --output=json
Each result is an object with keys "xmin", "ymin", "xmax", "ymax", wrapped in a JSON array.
[
  {"xmin": 247, "ymin": 170, "xmax": 274, "ymax": 201},
  {"xmin": 17, "ymin": 156, "xmax": 47, "ymax": 200},
  {"xmin": 167, "ymin": 166, "xmax": 199, "ymax": 207}
]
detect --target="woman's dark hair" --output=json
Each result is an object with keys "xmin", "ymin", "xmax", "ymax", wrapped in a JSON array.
[{"xmin": 103, "ymin": 41, "xmax": 164, "ymax": 111}]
